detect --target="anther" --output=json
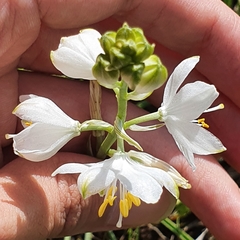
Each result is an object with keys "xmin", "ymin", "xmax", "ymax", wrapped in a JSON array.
[
  {"xmin": 197, "ymin": 118, "xmax": 209, "ymax": 128},
  {"xmin": 119, "ymin": 199, "xmax": 129, "ymax": 218}
]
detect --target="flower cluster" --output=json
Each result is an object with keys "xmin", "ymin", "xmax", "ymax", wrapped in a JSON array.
[{"xmin": 6, "ymin": 23, "xmax": 226, "ymax": 228}]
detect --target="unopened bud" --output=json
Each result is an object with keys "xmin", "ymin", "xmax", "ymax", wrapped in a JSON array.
[
  {"xmin": 100, "ymin": 31, "xmax": 116, "ymax": 55},
  {"xmin": 132, "ymin": 28, "xmax": 155, "ymax": 62},
  {"xmin": 121, "ymin": 63, "xmax": 145, "ymax": 90},
  {"xmin": 92, "ymin": 54, "xmax": 120, "ymax": 89},
  {"xmin": 128, "ymin": 55, "xmax": 168, "ymax": 100}
]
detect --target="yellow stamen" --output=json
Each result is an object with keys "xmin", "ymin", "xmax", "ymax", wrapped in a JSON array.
[
  {"xmin": 98, "ymin": 199, "xmax": 109, "ymax": 217},
  {"xmin": 119, "ymin": 199, "xmax": 129, "ymax": 218},
  {"xmin": 126, "ymin": 192, "xmax": 141, "ymax": 207},
  {"xmin": 197, "ymin": 118, "xmax": 209, "ymax": 128},
  {"xmin": 98, "ymin": 186, "xmax": 117, "ymax": 217}
]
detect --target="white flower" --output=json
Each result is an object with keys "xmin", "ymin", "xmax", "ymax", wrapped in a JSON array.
[
  {"xmin": 52, "ymin": 151, "xmax": 188, "ymax": 228},
  {"xmin": 51, "ymin": 29, "xmax": 104, "ymax": 79},
  {"xmin": 5, "ymin": 94, "xmax": 81, "ymax": 161},
  {"xmin": 158, "ymin": 56, "xmax": 226, "ymax": 170}
]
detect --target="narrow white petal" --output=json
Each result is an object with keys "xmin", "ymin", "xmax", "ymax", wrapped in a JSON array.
[
  {"xmin": 165, "ymin": 118, "xmax": 226, "ymax": 169},
  {"xmin": 129, "ymin": 151, "xmax": 191, "ymax": 189},
  {"xmin": 116, "ymin": 158, "xmax": 163, "ymax": 203},
  {"xmin": 167, "ymin": 81, "xmax": 218, "ymax": 120},
  {"xmin": 14, "ymin": 95, "xmax": 79, "ymax": 128},
  {"xmin": 51, "ymin": 29, "xmax": 103, "ymax": 79},
  {"xmin": 139, "ymin": 166, "xmax": 179, "ymax": 198},
  {"xmin": 52, "ymin": 163, "xmax": 90, "ymax": 176},
  {"xmin": 51, "ymin": 48, "xmax": 96, "ymax": 79},
  {"xmin": 78, "ymin": 167, "xmax": 115, "ymax": 198},
  {"xmin": 78, "ymin": 29, "xmax": 103, "ymax": 61},
  {"xmin": 11, "ymin": 123, "xmax": 79, "ymax": 161},
  {"xmin": 163, "ymin": 56, "xmax": 200, "ymax": 106}
]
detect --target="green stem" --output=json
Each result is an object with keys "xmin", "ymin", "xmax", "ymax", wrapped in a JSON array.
[
  {"xmin": 124, "ymin": 111, "xmax": 160, "ymax": 129},
  {"xmin": 96, "ymin": 131, "xmax": 117, "ymax": 159},
  {"xmin": 96, "ymin": 81, "xmax": 129, "ymax": 158},
  {"xmin": 115, "ymin": 81, "xmax": 128, "ymax": 152}
]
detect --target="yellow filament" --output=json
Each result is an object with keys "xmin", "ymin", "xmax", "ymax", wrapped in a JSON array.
[
  {"xmin": 119, "ymin": 199, "xmax": 129, "ymax": 218},
  {"xmin": 197, "ymin": 118, "xmax": 209, "ymax": 128},
  {"xmin": 126, "ymin": 192, "xmax": 141, "ymax": 207}
]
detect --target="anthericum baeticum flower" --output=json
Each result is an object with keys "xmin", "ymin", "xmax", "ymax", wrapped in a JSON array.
[
  {"xmin": 5, "ymin": 94, "xmax": 81, "ymax": 161},
  {"xmin": 50, "ymin": 29, "xmax": 104, "ymax": 79},
  {"xmin": 52, "ymin": 151, "xmax": 189, "ymax": 228},
  {"xmin": 158, "ymin": 56, "xmax": 226, "ymax": 170}
]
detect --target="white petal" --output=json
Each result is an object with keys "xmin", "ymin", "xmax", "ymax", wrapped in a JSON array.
[
  {"xmin": 163, "ymin": 56, "xmax": 200, "ymax": 106},
  {"xmin": 167, "ymin": 81, "xmax": 218, "ymax": 120},
  {"xmin": 51, "ymin": 49, "xmax": 95, "ymax": 79},
  {"xmin": 129, "ymin": 151, "xmax": 190, "ymax": 189},
  {"xmin": 138, "ymin": 165, "xmax": 179, "ymax": 198},
  {"xmin": 10, "ymin": 123, "xmax": 79, "ymax": 161},
  {"xmin": 51, "ymin": 29, "xmax": 103, "ymax": 79},
  {"xmin": 115, "ymin": 157, "xmax": 163, "ymax": 203},
  {"xmin": 14, "ymin": 95, "xmax": 79, "ymax": 128},
  {"xmin": 165, "ymin": 118, "xmax": 226, "ymax": 169},
  {"xmin": 52, "ymin": 163, "xmax": 90, "ymax": 176},
  {"xmin": 77, "ymin": 29, "xmax": 103, "ymax": 61},
  {"xmin": 78, "ymin": 167, "xmax": 115, "ymax": 198}
]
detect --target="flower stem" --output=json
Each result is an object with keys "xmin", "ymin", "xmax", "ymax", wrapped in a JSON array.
[
  {"xmin": 124, "ymin": 111, "xmax": 160, "ymax": 129},
  {"xmin": 96, "ymin": 80, "xmax": 129, "ymax": 158},
  {"xmin": 115, "ymin": 81, "xmax": 128, "ymax": 152}
]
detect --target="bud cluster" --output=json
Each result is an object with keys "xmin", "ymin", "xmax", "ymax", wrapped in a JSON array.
[{"xmin": 93, "ymin": 23, "xmax": 168, "ymax": 100}]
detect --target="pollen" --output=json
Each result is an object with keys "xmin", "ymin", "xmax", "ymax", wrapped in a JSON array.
[{"xmin": 197, "ymin": 118, "xmax": 209, "ymax": 128}]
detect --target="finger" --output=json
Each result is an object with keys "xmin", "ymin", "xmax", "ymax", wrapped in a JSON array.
[
  {"xmin": 134, "ymin": 122, "xmax": 240, "ymax": 240},
  {"xmin": 148, "ymin": 56, "xmax": 240, "ymax": 172},
  {"xmin": 117, "ymin": 0, "xmax": 240, "ymax": 108},
  {"xmin": 0, "ymin": 153, "xmax": 175, "ymax": 239}
]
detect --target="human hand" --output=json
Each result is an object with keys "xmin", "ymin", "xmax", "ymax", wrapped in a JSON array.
[{"xmin": 1, "ymin": 0, "xmax": 240, "ymax": 239}]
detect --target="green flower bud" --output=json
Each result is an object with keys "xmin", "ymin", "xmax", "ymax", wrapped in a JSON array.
[
  {"xmin": 133, "ymin": 28, "xmax": 155, "ymax": 62},
  {"xmin": 121, "ymin": 63, "xmax": 145, "ymax": 90},
  {"xmin": 107, "ymin": 47, "xmax": 132, "ymax": 71},
  {"xmin": 100, "ymin": 31, "xmax": 116, "ymax": 55},
  {"xmin": 128, "ymin": 55, "xmax": 168, "ymax": 99},
  {"xmin": 92, "ymin": 54, "xmax": 120, "ymax": 89},
  {"xmin": 115, "ymin": 23, "xmax": 137, "ymax": 56}
]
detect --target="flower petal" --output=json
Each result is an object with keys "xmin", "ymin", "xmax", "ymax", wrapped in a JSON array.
[
  {"xmin": 114, "ymin": 157, "xmax": 164, "ymax": 203},
  {"xmin": 167, "ymin": 81, "xmax": 219, "ymax": 120},
  {"xmin": 128, "ymin": 150, "xmax": 191, "ymax": 189},
  {"xmin": 163, "ymin": 56, "xmax": 200, "ymax": 106},
  {"xmin": 14, "ymin": 95, "xmax": 79, "ymax": 129},
  {"xmin": 51, "ymin": 29, "xmax": 103, "ymax": 79},
  {"xmin": 8, "ymin": 122, "xmax": 79, "ymax": 161},
  {"xmin": 52, "ymin": 163, "xmax": 90, "ymax": 176},
  {"xmin": 78, "ymin": 167, "xmax": 115, "ymax": 198},
  {"xmin": 165, "ymin": 118, "xmax": 226, "ymax": 169}
]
